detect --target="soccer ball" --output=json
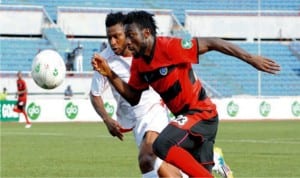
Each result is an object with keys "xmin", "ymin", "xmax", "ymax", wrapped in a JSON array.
[{"xmin": 31, "ymin": 49, "xmax": 66, "ymax": 89}]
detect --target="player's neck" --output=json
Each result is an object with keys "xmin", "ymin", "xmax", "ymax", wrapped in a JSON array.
[
  {"xmin": 144, "ymin": 37, "xmax": 155, "ymax": 56},
  {"xmin": 122, "ymin": 48, "xmax": 132, "ymax": 58}
]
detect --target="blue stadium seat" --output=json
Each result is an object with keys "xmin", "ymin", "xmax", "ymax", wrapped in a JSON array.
[
  {"xmin": 2, "ymin": 0, "xmax": 300, "ymax": 24},
  {"xmin": 194, "ymin": 42, "xmax": 300, "ymax": 96}
]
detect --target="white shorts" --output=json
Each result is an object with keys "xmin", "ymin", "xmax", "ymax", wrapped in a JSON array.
[{"xmin": 133, "ymin": 103, "xmax": 170, "ymax": 148}]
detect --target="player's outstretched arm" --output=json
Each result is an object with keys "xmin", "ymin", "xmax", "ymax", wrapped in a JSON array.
[
  {"xmin": 197, "ymin": 37, "xmax": 281, "ymax": 74},
  {"xmin": 90, "ymin": 93, "xmax": 124, "ymax": 140},
  {"xmin": 91, "ymin": 53, "xmax": 142, "ymax": 106}
]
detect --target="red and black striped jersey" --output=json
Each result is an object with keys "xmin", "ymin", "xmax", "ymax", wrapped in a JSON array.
[
  {"xmin": 17, "ymin": 79, "xmax": 27, "ymax": 101},
  {"xmin": 128, "ymin": 36, "xmax": 217, "ymax": 121}
]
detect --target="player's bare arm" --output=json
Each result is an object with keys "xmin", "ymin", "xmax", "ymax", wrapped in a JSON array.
[
  {"xmin": 92, "ymin": 53, "xmax": 142, "ymax": 106},
  {"xmin": 197, "ymin": 37, "xmax": 281, "ymax": 74},
  {"xmin": 89, "ymin": 93, "xmax": 124, "ymax": 140}
]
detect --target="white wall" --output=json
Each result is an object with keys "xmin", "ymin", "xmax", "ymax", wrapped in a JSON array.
[
  {"xmin": 57, "ymin": 7, "xmax": 176, "ymax": 36},
  {"xmin": 185, "ymin": 10, "xmax": 300, "ymax": 40},
  {"xmin": 2, "ymin": 73, "xmax": 299, "ymax": 121},
  {"xmin": 213, "ymin": 97, "xmax": 300, "ymax": 120},
  {"xmin": 0, "ymin": 72, "xmax": 95, "ymax": 99},
  {"xmin": 1, "ymin": 96, "xmax": 299, "ymax": 123},
  {"xmin": 0, "ymin": 5, "xmax": 53, "ymax": 35}
]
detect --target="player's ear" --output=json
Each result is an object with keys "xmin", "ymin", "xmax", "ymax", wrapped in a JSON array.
[{"xmin": 143, "ymin": 28, "xmax": 151, "ymax": 38}]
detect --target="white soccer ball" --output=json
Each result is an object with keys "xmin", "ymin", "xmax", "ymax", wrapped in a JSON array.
[{"xmin": 31, "ymin": 49, "xmax": 66, "ymax": 89}]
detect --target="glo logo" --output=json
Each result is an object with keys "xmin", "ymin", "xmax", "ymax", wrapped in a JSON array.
[
  {"xmin": 227, "ymin": 101, "xmax": 239, "ymax": 117},
  {"xmin": 259, "ymin": 101, "xmax": 271, "ymax": 117},
  {"xmin": 291, "ymin": 101, "xmax": 300, "ymax": 117},
  {"xmin": 34, "ymin": 63, "xmax": 40, "ymax": 73},
  {"xmin": 65, "ymin": 102, "xmax": 78, "ymax": 119},
  {"xmin": 53, "ymin": 68, "xmax": 58, "ymax": 76},
  {"xmin": 27, "ymin": 102, "xmax": 41, "ymax": 120},
  {"xmin": 104, "ymin": 102, "xmax": 114, "ymax": 117}
]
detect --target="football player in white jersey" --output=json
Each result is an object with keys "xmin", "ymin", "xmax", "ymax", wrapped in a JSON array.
[{"xmin": 90, "ymin": 12, "xmax": 182, "ymax": 178}]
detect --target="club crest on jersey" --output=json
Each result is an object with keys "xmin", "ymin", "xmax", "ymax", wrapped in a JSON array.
[
  {"xmin": 159, "ymin": 67, "xmax": 168, "ymax": 76},
  {"xmin": 181, "ymin": 39, "xmax": 193, "ymax": 49}
]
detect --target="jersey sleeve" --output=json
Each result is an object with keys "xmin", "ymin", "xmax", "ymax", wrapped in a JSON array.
[
  {"xmin": 21, "ymin": 80, "xmax": 27, "ymax": 90},
  {"xmin": 128, "ymin": 59, "xmax": 149, "ymax": 91},
  {"xmin": 90, "ymin": 71, "xmax": 109, "ymax": 96},
  {"xmin": 90, "ymin": 46, "xmax": 115, "ymax": 96},
  {"xmin": 167, "ymin": 37, "xmax": 199, "ymax": 64}
]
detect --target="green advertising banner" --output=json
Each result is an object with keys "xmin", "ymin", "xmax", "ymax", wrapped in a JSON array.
[{"xmin": 0, "ymin": 100, "xmax": 19, "ymax": 122}]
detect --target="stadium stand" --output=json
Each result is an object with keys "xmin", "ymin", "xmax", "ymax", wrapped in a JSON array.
[
  {"xmin": 2, "ymin": 0, "xmax": 300, "ymax": 24},
  {"xmin": 194, "ymin": 42, "xmax": 300, "ymax": 96},
  {"xmin": 0, "ymin": 38, "xmax": 52, "ymax": 71},
  {"xmin": 0, "ymin": 37, "xmax": 103, "ymax": 72},
  {"xmin": 42, "ymin": 26, "xmax": 72, "ymax": 54},
  {"xmin": 1, "ymin": 0, "xmax": 299, "ymax": 97}
]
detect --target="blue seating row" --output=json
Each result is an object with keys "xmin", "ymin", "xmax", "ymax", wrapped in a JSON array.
[
  {"xmin": 2, "ymin": 0, "xmax": 300, "ymax": 24},
  {"xmin": 1, "ymin": 39, "xmax": 299, "ymax": 96}
]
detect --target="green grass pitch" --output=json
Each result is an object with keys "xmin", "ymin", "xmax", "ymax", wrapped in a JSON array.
[{"xmin": 1, "ymin": 120, "xmax": 300, "ymax": 178}]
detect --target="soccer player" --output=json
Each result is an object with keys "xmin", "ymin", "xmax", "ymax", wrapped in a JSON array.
[
  {"xmin": 90, "ymin": 12, "xmax": 182, "ymax": 178},
  {"xmin": 92, "ymin": 11, "xmax": 280, "ymax": 177},
  {"xmin": 13, "ymin": 71, "xmax": 31, "ymax": 128}
]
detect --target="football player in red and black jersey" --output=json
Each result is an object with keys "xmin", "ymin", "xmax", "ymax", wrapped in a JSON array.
[
  {"xmin": 13, "ymin": 71, "xmax": 31, "ymax": 128},
  {"xmin": 92, "ymin": 11, "xmax": 280, "ymax": 177}
]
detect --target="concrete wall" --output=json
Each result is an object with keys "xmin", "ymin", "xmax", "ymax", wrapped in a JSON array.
[{"xmin": 185, "ymin": 11, "xmax": 300, "ymax": 41}]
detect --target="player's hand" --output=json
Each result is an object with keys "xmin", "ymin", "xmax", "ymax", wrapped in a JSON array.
[
  {"xmin": 103, "ymin": 118, "xmax": 124, "ymax": 141},
  {"xmin": 250, "ymin": 55, "xmax": 281, "ymax": 74},
  {"xmin": 91, "ymin": 53, "xmax": 111, "ymax": 77}
]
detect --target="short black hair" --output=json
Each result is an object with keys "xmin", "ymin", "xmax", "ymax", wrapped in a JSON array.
[
  {"xmin": 124, "ymin": 10, "xmax": 157, "ymax": 36},
  {"xmin": 105, "ymin": 12, "xmax": 126, "ymax": 27}
]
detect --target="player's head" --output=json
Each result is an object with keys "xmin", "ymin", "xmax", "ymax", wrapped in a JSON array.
[
  {"xmin": 105, "ymin": 12, "xmax": 128, "ymax": 56},
  {"xmin": 17, "ymin": 71, "xmax": 22, "ymax": 79},
  {"xmin": 123, "ymin": 10, "xmax": 157, "ymax": 57}
]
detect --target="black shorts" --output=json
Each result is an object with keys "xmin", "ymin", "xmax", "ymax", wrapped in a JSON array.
[
  {"xmin": 153, "ymin": 115, "xmax": 219, "ymax": 166},
  {"xmin": 16, "ymin": 100, "xmax": 26, "ymax": 111}
]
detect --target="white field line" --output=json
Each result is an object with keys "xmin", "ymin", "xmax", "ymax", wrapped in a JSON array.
[
  {"xmin": 217, "ymin": 139, "xmax": 300, "ymax": 144},
  {"xmin": 2, "ymin": 131, "xmax": 300, "ymax": 144},
  {"xmin": 1, "ymin": 131, "xmax": 120, "ymax": 139}
]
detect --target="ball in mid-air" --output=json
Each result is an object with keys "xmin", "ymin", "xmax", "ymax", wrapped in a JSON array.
[{"xmin": 31, "ymin": 49, "xmax": 66, "ymax": 89}]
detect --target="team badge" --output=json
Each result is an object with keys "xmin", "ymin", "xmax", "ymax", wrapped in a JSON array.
[
  {"xmin": 181, "ymin": 39, "xmax": 193, "ymax": 49},
  {"xmin": 159, "ymin": 67, "xmax": 168, "ymax": 76}
]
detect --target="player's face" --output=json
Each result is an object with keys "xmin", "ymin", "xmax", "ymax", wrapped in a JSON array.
[
  {"xmin": 106, "ymin": 23, "xmax": 127, "ymax": 55},
  {"xmin": 17, "ymin": 72, "xmax": 22, "ymax": 79},
  {"xmin": 125, "ymin": 23, "xmax": 147, "ymax": 58}
]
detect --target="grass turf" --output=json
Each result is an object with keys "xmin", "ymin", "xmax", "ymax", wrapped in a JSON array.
[{"xmin": 1, "ymin": 120, "xmax": 300, "ymax": 178}]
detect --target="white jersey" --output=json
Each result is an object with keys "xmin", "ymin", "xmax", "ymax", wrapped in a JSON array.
[{"xmin": 91, "ymin": 46, "xmax": 165, "ymax": 130}]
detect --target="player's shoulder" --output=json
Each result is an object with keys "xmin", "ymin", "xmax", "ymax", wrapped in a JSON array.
[
  {"xmin": 100, "ymin": 45, "xmax": 115, "ymax": 59},
  {"xmin": 156, "ymin": 36, "xmax": 182, "ymax": 48},
  {"xmin": 157, "ymin": 36, "xmax": 196, "ymax": 51},
  {"xmin": 157, "ymin": 36, "xmax": 180, "ymax": 43},
  {"xmin": 91, "ymin": 70, "xmax": 104, "ymax": 80}
]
